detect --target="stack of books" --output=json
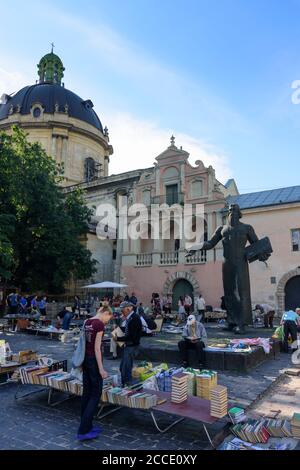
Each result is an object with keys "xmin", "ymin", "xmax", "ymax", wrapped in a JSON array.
[
  {"xmin": 182, "ymin": 371, "xmax": 196, "ymax": 396},
  {"xmin": 105, "ymin": 386, "xmax": 157, "ymax": 409},
  {"xmin": 210, "ymin": 385, "xmax": 228, "ymax": 418},
  {"xmin": 196, "ymin": 370, "xmax": 218, "ymax": 399},
  {"xmin": 291, "ymin": 413, "xmax": 300, "ymax": 438},
  {"xmin": 228, "ymin": 407, "xmax": 246, "ymax": 423},
  {"xmin": 262, "ymin": 419, "xmax": 292, "ymax": 437},
  {"xmin": 171, "ymin": 372, "xmax": 188, "ymax": 403},
  {"xmin": 231, "ymin": 419, "xmax": 270, "ymax": 444}
]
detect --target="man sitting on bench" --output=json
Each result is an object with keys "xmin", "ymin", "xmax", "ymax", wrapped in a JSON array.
[{"xmin": 178, "ymin": 315, "xmax": 207, "ymax": 368}]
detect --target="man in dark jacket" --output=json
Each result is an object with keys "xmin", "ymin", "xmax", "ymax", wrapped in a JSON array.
[{"xmin": 114, "ymin": 301, "xmax": 142, "ymax": 386}]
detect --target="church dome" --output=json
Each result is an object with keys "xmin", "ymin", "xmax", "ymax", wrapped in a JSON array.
[{"xmin": 0, "ymin": 50, "xmax": 103, "ymax": 133}]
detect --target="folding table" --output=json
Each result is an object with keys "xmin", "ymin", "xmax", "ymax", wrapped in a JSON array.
[{"xmin": 97, "ymin": 389, "xmax": 225, "ymax": 447}]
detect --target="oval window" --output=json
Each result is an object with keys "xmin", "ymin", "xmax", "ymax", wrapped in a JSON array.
[{"xmin": 33, "ymin": 107, "xmax": 41, "ymax": 118}]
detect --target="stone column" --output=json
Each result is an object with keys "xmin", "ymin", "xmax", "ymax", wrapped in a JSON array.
[
  {"xmin": 180, "ymin": 164, "xmax": 185, "ymax": 194},
  {"xmin": 61, "ymin": 137, "xmax": 68, "ymax": 167},
  {"xmin": 51, "ymin": 136, "xmax": 57, "ymax": 160},
  {"xmin": 57, "ymin": 136, "xmax": 63, "ymax": 165},
  {"xmin": 155, "ymin": 166, "xmax": 160, "ymax": 196},
  {"xmin": 104, "ymin": 156, "xmax": 109, "ymax": 177}
]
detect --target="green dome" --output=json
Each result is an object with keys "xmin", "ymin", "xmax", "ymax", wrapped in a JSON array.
[{"xmin": 37, "ymin": 51, "xmax": 65, "ymax": 85}]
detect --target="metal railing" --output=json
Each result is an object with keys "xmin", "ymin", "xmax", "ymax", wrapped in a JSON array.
[{"xmin": 151, "ymin": 193, "xmax": 184, "ymax": 205}]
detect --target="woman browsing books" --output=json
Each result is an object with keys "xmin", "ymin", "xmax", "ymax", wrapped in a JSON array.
[{"xmin": 77, "ymin": 306, "xmax": 113, "ymax": 441}]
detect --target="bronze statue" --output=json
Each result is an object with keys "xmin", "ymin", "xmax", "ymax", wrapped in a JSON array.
[{"xmin": 186, "ymin": 204, "xmax": 271, "ymax": 334}]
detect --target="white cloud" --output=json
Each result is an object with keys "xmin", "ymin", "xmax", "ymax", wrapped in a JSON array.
[
  {"xmin": 0, "ymin": 67, "xmax": 28, "ymax": 97},
  {"xmin": 28, "ymin": 0, "xmax": 250, "ymax": 136},
  {"xmin": 106, "ymin": 111, "xmax": 232, "ymax": 183}
]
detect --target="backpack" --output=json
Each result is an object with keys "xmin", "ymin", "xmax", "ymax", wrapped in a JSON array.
[{"xmin": 72, "ymin": 321, "xmax": 86, "ymax": 368}]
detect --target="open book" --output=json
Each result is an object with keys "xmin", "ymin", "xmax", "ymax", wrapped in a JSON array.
[{"xmin": 111, "ymin": 327, "xmax": 125, "ymax": 348}]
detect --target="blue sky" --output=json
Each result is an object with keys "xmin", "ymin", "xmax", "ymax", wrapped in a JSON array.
[{"xmin": 1, "ymin": 0, "xmax": 300, "ymax": 192}]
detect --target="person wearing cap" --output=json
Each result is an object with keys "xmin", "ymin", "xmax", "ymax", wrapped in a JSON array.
[
  {"xmin": 178, "ymin": 314, "xmax": 207, "ymax": 368},
  {"xmin": 112, "ymin": 301, "xmax": 143, "ymax": 386}
]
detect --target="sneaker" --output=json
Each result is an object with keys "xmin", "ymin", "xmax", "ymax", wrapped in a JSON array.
[
  {"xmin": 77, "ymin": 430, "xmax": 99, "ymax": 441},
  {"xmin": 92, "ymin": 426, "xmax": 103, "ymax": 434}
]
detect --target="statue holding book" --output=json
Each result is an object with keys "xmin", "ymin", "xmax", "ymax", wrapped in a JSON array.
[{"xmin": 186, "ymin": 204, "xmax": 272, "ymax": 334}]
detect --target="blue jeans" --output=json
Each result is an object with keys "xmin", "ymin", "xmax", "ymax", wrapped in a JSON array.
[
  {"xmin": 62, "ymin": 312, "xmax": 72, "ymax": 330},
  {"xmin": 78, "ymin": 356, "xmax": 103, "ymax": 435},
  {"xmin": 120, "ymin": 346, "xmax": 139, "ymax": 386}
]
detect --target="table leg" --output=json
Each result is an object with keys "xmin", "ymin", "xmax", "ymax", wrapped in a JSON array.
[
  {"xmin": 0, "ymin": 372, "xmax": 11, "ymax": 386},
  {"xmin": 15, "ymin": 385, "xmax": 48, "ymax": 400},
  {"xmin": 97, "ymin": 404, "xmax": 122, "ymax": 419},
  {"xmin": 47, "ymin": 388, "xmax": 76, "ymax": 407},
  {"xmin": 202, "ymin": 423, "xmax": 214, "ymax": 448},
  {"xmin": 150, "ymin": 411, "xmax": 185, "ymax": 433}
]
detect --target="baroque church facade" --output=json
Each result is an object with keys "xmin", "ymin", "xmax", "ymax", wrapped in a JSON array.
[{"xmin": 1, "ymin": 52, "xmax": 300, "ymax": 313}]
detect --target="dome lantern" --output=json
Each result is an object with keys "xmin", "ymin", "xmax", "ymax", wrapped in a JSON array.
[{"xmin": 37, "ymin": 46, "xmax": 65, "ymax": 85}]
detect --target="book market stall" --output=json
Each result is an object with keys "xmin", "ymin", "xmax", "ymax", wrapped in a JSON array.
[
  {"xmin": 219, "ymin": 410, "xmax": 300, "ymax": 450},
  {"xmin": 97, "ymin": 366, "xmax": 230, "ymax": 446},
  {"xmin": 13, "ymin": 357, "xmax": 229, "ymax": 446},
  {"xmin": 7, "ymin": 353, "xmax": 300, "ymax": 450}
]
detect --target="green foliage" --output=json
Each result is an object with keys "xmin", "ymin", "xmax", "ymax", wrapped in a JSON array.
[
  {"xmin": 0, "ymin": 214, "xmax": 15, "ymax": 280},
  {"xmin": 0, "ymin": 127, "xmax": 96, "ymax": 293}
]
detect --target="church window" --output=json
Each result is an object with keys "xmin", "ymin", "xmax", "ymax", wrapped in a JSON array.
[
  {"xmin": 32, "ymin": 106, "xmax": 42, "ymax": 118},
  {"xmin": 84, "ymin": 157, "xmax": 96, "ymax": 182},
  {"xmin": 291, "ymin": 229, "xmax": 300, "ymax": 251},
  {"xmin": 33, "ymin": 108, "xmax": 40, "ymax": 118},
  {"xmin": 163, "ymin": 166, "xmax": 179, "ymax": 180},
  {"xmin": 166, "ymin": 184, "xmax": 178, "ymax": 205},
  {"xmin": 190, "ymin": 179, "xmax": 203, "ymax": 198},
  {"xmin": 142, "ymin": 189, "xmax": 151, "ymax": 206}
]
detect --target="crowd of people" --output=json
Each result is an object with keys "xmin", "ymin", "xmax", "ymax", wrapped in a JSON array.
[{"xmin": 6, "ymin": 291, "xmax": 48, "ymax": 319}]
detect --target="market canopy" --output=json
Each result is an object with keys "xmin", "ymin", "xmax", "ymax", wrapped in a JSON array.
[{"xmin": 82, "ymin": 281, "xmax": 128, "ymax": 289}]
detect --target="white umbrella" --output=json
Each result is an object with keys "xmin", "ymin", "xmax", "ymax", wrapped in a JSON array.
[{"xmin": 82, "ymin": 281, "xmax": 128, "ymax": 289}]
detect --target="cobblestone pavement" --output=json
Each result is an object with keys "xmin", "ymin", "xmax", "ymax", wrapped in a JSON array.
[{"xmin": 0, "ymin": 331, "xmax": 293, "ymax": 450}]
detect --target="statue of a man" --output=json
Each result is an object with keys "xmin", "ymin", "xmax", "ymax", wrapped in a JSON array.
[{"xmin": 186, "ymin": 204, "xmax": 270, "ymax": 334}]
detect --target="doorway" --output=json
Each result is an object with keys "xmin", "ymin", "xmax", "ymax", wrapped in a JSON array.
[
  {"xmin": 172, "ymin": 279, "xmax": 194, "ymax": 311},
  {"xmin": 285, "ymin": 275, "xmax": 300, "ymax": 311}
]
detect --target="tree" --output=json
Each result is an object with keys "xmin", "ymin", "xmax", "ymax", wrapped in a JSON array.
[
  {"xmin": 0, "ymin": 127, "xmax": 96, "ymax": 293},
  {"xmin": 0, "ymin": 214, "xmax": 15, "ymax": 281}
]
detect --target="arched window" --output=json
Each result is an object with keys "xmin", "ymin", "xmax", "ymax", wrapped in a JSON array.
[
  {"xmin": 163, "ymin": 166, "xmax": 179, "ymax": 180},
  {"xmin": 84, "ymin": 157, "xmax": 95, "ymax": 182}
]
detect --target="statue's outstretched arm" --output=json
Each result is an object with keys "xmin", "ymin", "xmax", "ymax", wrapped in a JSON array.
[{"xmin": 186, "ymin": 226, "xmax": 223, "ymax": 256}]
